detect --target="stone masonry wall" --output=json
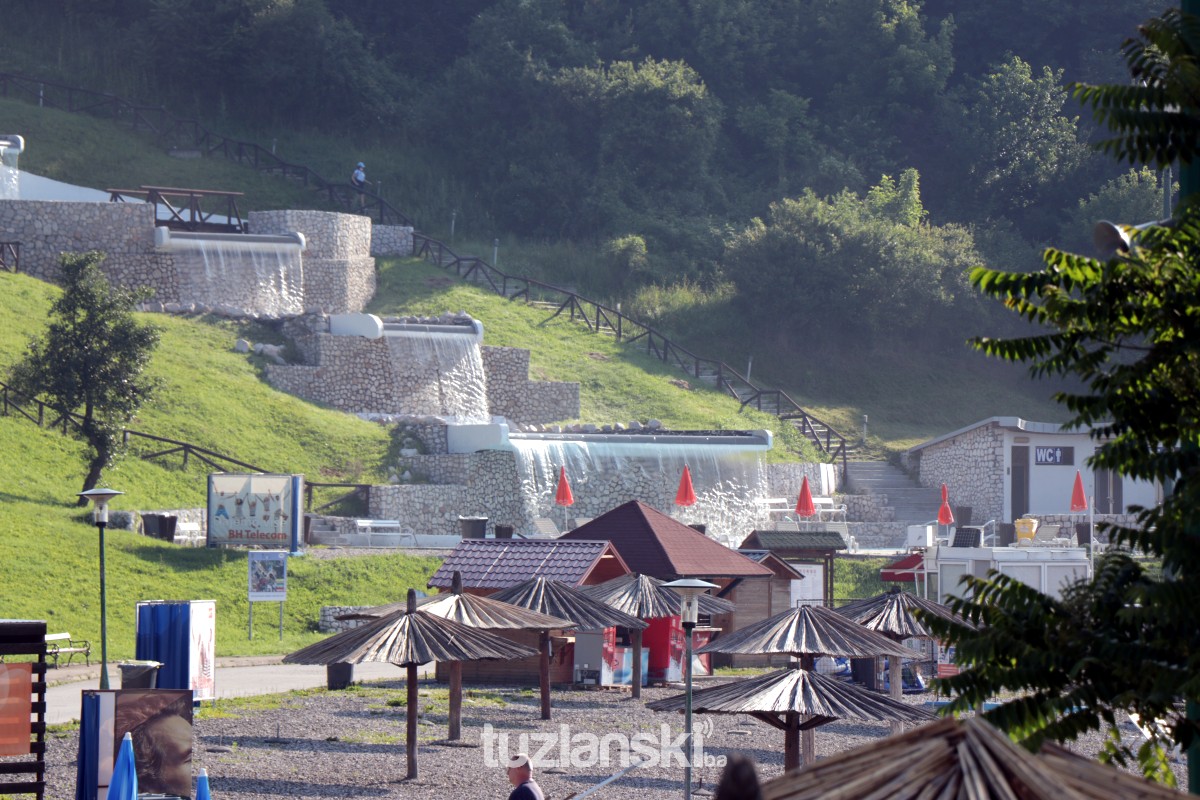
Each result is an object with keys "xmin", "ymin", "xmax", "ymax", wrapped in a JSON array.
[
  {"xmin": 908, "ymin": 422, "xmax": 1006, "ymax": 524},
  {"xmin": 0, "ymin": 200, "xmax": 181, "ymax": 301},
  {"xmin": 482, "ymin": 346, "xmax": 580, "ymax": 424},
  {"xmin": 370, "ymin": 225, "xmax": 414, "ymax": 257},
  {"xmin": 251, "ymin": 210, "xmax": 375, "ymax": 313}
]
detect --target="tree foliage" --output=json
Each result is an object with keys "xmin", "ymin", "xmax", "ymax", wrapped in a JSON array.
[
  {"xmin": 7, "ymin": 252, "xmax": 160, "ymax": 501},
  {"xmin": 925, "ymin": 9, "xmax": 1200, "ymax": 782}
]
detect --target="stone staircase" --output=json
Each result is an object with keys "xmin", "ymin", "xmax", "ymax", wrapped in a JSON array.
[{"xmin": 845, "ymin": 461, "xmax": 942, "ymax": 525}]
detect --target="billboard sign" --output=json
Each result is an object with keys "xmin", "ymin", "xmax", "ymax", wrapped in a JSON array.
[
  {"xmin": 248, "ymin": 551, "xmax": 288, "ymax": 602},
  {"xmin": 207, "ymin": 473, "xmax": 303, "ymax": 549}
]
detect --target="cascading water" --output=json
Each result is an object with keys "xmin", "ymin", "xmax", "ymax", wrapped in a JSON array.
[
  {"xmin": 156, "ymin": 228, "xmax": 305, "ymax": 318},
  {"xmin": 383, "ymin": 328, "xmax": 490, "ymax": 422},
  {"xmin": 0, "ymin": 135, "xmax": 22, "ymax": 199},
  {"xmin": 508, "ymin": 435, "xmax": 770, "ymax": 546}
]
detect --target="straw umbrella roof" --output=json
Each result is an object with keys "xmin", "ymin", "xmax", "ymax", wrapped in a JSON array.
[
  {"xmin": 697, "ymin": 603, "xmax": 911, "ymax": 660},
  {"xmin": 647, "ymin": 667, "xmax": 934, "ymax": 728},
  {"xmin": 582, "ymin": 573, "xmax": 735, "ymax": 619},
  {"xmin": 835, "ymin": 585, "xmax": 969, "ymax": 641},
  {"xmin": 491, "ymin": 577, "xmax": 648, "ymax": 630},
  {"xmin": 283, "ymin": 603, "xmax": 538, "ymax": 666},
  {"xmin": 758, "ymin": 716, "xmax": 1183, "ymax": 800},
  {"xmin": 338, "ymin": 591, "xmax": 572, "ymax": 630}
]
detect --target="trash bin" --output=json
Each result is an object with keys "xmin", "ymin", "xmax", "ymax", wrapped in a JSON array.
[
  {"xmin": 327, "ymin": 662, "xmax": 354, "ymax": 690},
  {"xmin": 158, "ymin": 515, "xmax": 178, "ymax": 542},
  {"xmin": 118, "ymin": 660, "xmax": 162, "ymax": 689},
  {"xmin": 953, "ymin": 506, "xmax": 973, "ymax": 527},
  {"xmin": 458, "ymin": 516, "xmax": 488, "ymax": 539},
  {"xmin": 1014, "ymin": 518, "xmax": 1038, "ymax": 543},
  {"xmin": 494, "ymin": 524, "xmax": 514, "ymax": 540},
  {"xmin": 996, "ymin": 522, "xmax": 1016, "ymax": 547}
]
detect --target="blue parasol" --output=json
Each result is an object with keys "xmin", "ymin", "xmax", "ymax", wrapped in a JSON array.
[
  {"xmin": 106, "ymin": 733, "xmax": 137, "ymax": 800},
  {"xmin": 195, "ymin": 767, "xmax": 212, "ymax": 800}
]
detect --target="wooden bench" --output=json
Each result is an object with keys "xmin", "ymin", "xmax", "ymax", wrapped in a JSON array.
[{"xmin": 45, "ymin": 632, "xmax": 90, "ymax": 668}]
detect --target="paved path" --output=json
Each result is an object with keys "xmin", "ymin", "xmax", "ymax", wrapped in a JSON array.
[{"xmin": 44, "ymin": 658, "xmax": 429, "ymax": 725}]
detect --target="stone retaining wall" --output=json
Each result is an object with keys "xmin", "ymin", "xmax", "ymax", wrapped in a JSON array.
[
  {"xmin": 318, "ymin": 606, "xmax": 371, "ymax": 634},
  {"xmin": 904, "ymin": 423, "xmax": 1006, "ymax": 524},
  {"xmin": 482, "ymin": 346, "xmax": 580, "ymax": 424},
  {"xmin": 370, "ymin": 225, "xmax": 414, "ymax": 258},
  {"xmin": 251, "ymin": 210, "xmax": 375, "ymax": 313}
]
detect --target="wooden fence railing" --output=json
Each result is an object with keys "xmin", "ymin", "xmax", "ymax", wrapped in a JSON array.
[
  {"xmin": 0, "ymin": 241, "xmax": 18, "ymax": 272},
  {"xmin": 0, "ymin": 72, "xmax": 412, "ymax": 227}
]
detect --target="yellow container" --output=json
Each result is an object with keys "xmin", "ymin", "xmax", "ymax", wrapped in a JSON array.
[{"xmin": 1014, "ymin": 518, "xmax": 1038, "ymax": 541}]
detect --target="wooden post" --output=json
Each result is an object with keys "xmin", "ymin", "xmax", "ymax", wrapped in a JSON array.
[
  {"xmin": 631, "ymin": 628, "xmax": 643, "ymax": 699},
  {"xmin": 406, "ymin": 662, "xmax": 418, "ymax": 780},
  {"xmin": 785, "ymin": 712, "xmax": 802, "ymax": 772},
  {"xmin": 448, "ymin": 661, "xmax": 462, "ymax": 740},
  {"xmin": 540, "ymin": 630, "xmax": 552, "ymax": 720},
  {"xmin": 890, "ymin": 656, "xmax": 904, "ymax": 735}
]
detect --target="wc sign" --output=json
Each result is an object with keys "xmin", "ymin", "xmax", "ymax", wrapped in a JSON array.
[{"xmin": 1034, "ymin": 446, "xmax": 1074, "ymax": 465}]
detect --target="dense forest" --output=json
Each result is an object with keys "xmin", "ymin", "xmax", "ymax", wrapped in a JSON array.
[{"xmin": 0, "ymin": 1, "xmax": 1171, "ymax": 376}]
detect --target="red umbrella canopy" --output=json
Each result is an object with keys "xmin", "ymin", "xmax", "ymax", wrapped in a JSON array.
[
  {"xmin": 1071, "ymin": 471, "xmax": 1089, "ymax": 512},
  {"xmin": 675, "ymin": 465, "xmax": 697, "ymax": 507},
  {"xmin": 937, "ymin": 483, "xmax": 954, "ymax": 525},
  {"xmin": 554, "ymin": 466, "xmax": 574, "ymax": 507},
  {"xmin": 795, "ymin": 475, "xmax": 816, "ymax": 518}
]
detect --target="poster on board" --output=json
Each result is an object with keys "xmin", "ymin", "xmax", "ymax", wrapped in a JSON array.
[
  {"xmin": 83, "ymin": 689, "xmax": 194, "ymax": 800},
  {"xmin": 248, "ymin": 551, "xmax": 288, "ymax": 602},
  {"xmin": 207, "ymin": 473, "xmax": 303, "ymax": 550},
  {"xmin": 189, "ymin": 600, "xmax": 216, "ymax": 702}
]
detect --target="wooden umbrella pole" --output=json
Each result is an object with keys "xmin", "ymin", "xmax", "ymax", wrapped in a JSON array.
[
  {"xmin": 407, "ymin": 662, "xmax": 418, "ymax": 780},
  {"xmin": 540, "ymin": 630, "xmax": 552, "ymax": 720},
  {"xmin": 890, "ymin": 656, "xmax": 904, "ymax": 735},
  {"xmin": 785, "ymin": 711, "xmax": 801, "ymax": 772},
  {"xmin": 631, "ymin": 628, "xmax": 643, "ymax": 700},
  {"xmin": 449, "ymin": 660, "xmax": 463, "ymax": 740}
]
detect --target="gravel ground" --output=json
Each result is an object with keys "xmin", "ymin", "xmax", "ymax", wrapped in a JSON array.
[{"xmin": 40, "ymin": 677, "xmax": 1187, "ymax": 799}]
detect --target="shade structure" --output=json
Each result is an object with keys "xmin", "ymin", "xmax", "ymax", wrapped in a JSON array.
[
  {"xmin": 758, "ymin": 716, "xmax": 1184, "ymax": 800},
  {"xmin": 491, "ymin": 577, "xmax": 648, "ymax": 632},
  {"xmin": 698, "ymin": 603, "xmax": 911, "ymax": 661},
  {"xmin": 1071, "ymin": 470, "xmax": 1088, "ymax": 512},
  {"xmin": 336, "ymin": 573, "xmax": 571, "ymax": 739},
  {"xmin": 835, "ymin": 585, "xmax": 967, "ymax": 642},
  {"xmin": 195, "ymin": 768, "xmax": 212, "ymax": 800},
  {"xmin": 650, "ymin": 666, "xmax": 932, "ymax": 772},
  {"xmin": 492, "ymin": 577, "xmax": 647, "ymax": 718},
  {"xmin": 937, "ymin": 483, "xmax": 954, "ymax": 525},
  {"xmin": 583, "ymin": 573, "xmax": 735, "ymax": 620},
  {"xmin": 675, "ymin": 465, "xmax": 697, "ymax": 507},
  {"xmin": 836, "ymin": 585, "xmax": 970, "ymax": 732},
  {"xmin": 284, "ymin": 590, "xmax": 536, "ymax": 780},
  {"xmin": 107, "ymin": 732, "xmax": 138, "ymax": 800},
  {"xmin": 879, "ymin": 553, "xmax": 923, "ymax": 583},
  {"xmin": 795, "ymin": 475, "xmax": 816, "ymax": 518},
  {"xmin": 555, "ymin": 466, "xmax": 575, "ymax": 506}
]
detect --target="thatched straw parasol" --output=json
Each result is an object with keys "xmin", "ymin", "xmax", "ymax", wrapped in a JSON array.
[
  {"xmin": 757, "ymin": 716, "xmax": 1183, "ymax": 799},
  {"xmin": 338, "ymin": 572, "xmax": 571, "ymax": 740},
  {"xmin": 491, "ymin": 577, "xmax": 648, "ymax": 719},
  {"xmin": 690, "ymin": 604, "xmax": 915, "ymax": 770},
  {"xmin": 582, "ymin": 573, "xmax": 734, "ymax": 698},
  {"xmin": 284, "ymin": 589, "xmax": 537, "ymax": 781},
  {"xmin": 835, "ymin": 585, "xmax": 969, "ymax": 732}
]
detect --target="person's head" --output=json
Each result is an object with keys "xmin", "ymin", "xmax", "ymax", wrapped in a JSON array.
[
  {"xmin": 357, "ymin": 162, "xmax": 365, "ymax": 169},
  {"xmin": 506, "ymin": 752, "xmax": 532, "ymax": 787},
  {"xmin": 115, "ymin": 692, "xmax": 194, "ymax": 798}
]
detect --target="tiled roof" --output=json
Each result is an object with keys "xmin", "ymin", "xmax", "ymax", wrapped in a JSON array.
[
  {"xmin": 738, "ymin": 530, "xmax": 847, "ymax": 552},
  {"xmin": 428, "ymin": 539, "xmax": 626, "ymax": 590},
  {"xmin": 559, "ymin": 500, "xmax": 773, "ymax": 579},
  {"xmin": 737, "ymin": 549, "xmax": 806, "ymax": 580}
]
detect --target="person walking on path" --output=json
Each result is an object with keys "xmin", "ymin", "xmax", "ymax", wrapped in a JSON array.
[
  {"xmin": 506, "ymin": 753, "xmax": 545, "ymax": 800},
  {"xmin": 350, "ymin": 161, "xmax": 370, "ymax": 210}
]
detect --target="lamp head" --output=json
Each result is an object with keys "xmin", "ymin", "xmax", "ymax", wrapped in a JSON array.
[
  {"xmin": 78, "ymin": 488, "xmax": 124, "ymax": 524},
  {"xmin": 663, "ymin": 578, "xmax": 718, "ymax": 624}
]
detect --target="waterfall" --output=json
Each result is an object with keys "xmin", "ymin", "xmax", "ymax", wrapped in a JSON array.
[
  {"xmin": 509, "ymin": 437, "xmax": 769, "ymax": 546},
  {"xmin": 161, "ymin": 231, "xmax": 305, "ymax": 317},
  {"xmin": 384, "ymin": 331, "xmax": 490, "ymax": 422},
  {"xmin": 0, "ymin": 140, "xmax": 19, "ymax": 199}
]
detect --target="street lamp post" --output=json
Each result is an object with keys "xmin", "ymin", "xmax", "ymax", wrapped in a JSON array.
[
  {"xmin": 78, "ymin": 488, "xmax": 123, "ymax": 691},
  {"xmin": 664, "ymin": 578, "xmax": 718, "ymax": 800}
]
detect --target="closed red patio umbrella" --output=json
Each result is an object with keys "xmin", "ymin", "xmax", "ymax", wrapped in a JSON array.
[
  {"xmin": 795, "ymin": 475, "xmax": 817, "ymax": 518},
  {"xmin": 937, "ymin": 483, "xmax": 954, "ymax": 525},
  {"xmin": 675, "ymin": 465, "xmax": 697, "ymax": 507}
]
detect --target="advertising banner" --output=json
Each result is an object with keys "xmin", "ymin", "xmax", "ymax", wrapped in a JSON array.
[
  {"xmin": 248, "ymin": 551, "xmax": 288, "ymax": 602},
  {"xmin": 0, "ymin": 663, "xmax": 32, "ymax": 756},
  {"xmin": 83, "ymin": 689, "xmax": 194, "ymax": 800},
  {"xmin": 207, "ymin": 473, "xmax": 303, "ymax": 549},
  {"xmin": 189, "ymin": 601, "xmax": 216, "ymax": 702}
]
